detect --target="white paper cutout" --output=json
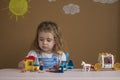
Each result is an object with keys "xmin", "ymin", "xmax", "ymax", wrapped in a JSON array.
[
  {"xmin": 63, "ymin": 3, "xmax": 80, "ymax": 15},
  {"xmin": 93, "ymin": 0, "xmax": 119, "ymax": 4},
  {"xmin": 48, "ymin": 0, "xmax": 56, "ymax": 2}
]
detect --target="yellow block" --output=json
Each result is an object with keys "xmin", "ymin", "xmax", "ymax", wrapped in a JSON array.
[
  {"xmin": 33, "ymin": 66, "xmax": 39, "ymax": 71},
  {"xmin": 25, "ymin": 59, "xmax": 34, "ymax": 71}
]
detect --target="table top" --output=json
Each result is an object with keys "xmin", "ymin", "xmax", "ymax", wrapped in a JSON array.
[{"xmin": 0, "ymin": 69, "xmax": 120, "ymax": 80}]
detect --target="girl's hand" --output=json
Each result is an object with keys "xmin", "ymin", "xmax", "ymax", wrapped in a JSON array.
[
  {"xmin": 57, "ymin": 51, "xmax": 64, "ymax": 55},
  {"xmin": 18, "ymin": 60, "xmax": 25, "ymax": 69},
  {"xmin": 18, "ymin": 60, "xmax": 26, "ymax": 72}
]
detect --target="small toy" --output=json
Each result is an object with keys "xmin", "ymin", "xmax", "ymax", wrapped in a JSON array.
[
  {"xmin": 58, "ymin": 66, "xmax": 64, "ymax": 73},
  {"xmin": 65, "ymin": 52, "xmax": 69, "ymax": 61},
  {"xmin": 65, "ymin": 52, "xmax": 74, "ymax": 69},
  {"xmin": 81, "ymin": 52, "xmax": 120, "ymax": 71},
  {"xmin": 58, "ymin": 52, "xmax": 74, "ymax": 71},
  {"xmin": 99, "ymin": 52, "xmax": 114, "ymax": 68},
  {"xmin": 47, "ymin": 52, "xmax": 71, "ymax": 73},
  {"xmin": 39, "ymin": 63, "xmax": 44, "ymax": 71},
  {"xmin": 94, "ymin": 52, "xmax": 120, "ymax": 71},
  {"xmin": 25, "ymin": 56, "xmax": 40, "ymax": 71},
  {"xmin": 33, "ymin": 64, "xmax": 39, "ymax": 71},
  {"xmin": 81, "ymin": 61, "xmax": 91, "ymax": 71},
  {"xmin": 25, "ymin": 56, "xmax": 35, "ymax": 71},
  {"xmin": 67, "ymin": 60, "xmax": 74, "ymax": 69},
  {"xmin": 60, "ymin": 61, "xmax": 66, "ymax": 70},
  {"xmin": 38, "ymin": 62, "xmax": 44, "ymax": 73}
]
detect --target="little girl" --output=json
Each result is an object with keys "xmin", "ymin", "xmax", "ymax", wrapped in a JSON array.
[{"xmin": 18, "ymin": 21, "xmax": 66, "ymax": 70}]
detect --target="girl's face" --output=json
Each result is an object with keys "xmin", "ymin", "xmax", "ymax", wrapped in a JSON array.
[{"xmin": 38, "ymin": 31, "xmax": 55, "ymax": 53}]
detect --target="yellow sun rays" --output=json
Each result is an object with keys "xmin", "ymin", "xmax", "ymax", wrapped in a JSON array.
[
  {"xmin": 0, "ymin": 0, "xmax": 30, "ymax": 21},
  {"xmin": 8, "ymin": 0, "xmax": 30, "ymax": 21}
]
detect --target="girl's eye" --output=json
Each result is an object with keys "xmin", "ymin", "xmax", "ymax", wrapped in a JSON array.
[
  {"xmin": 47, "ymin": 39, "xmax": 52, "ymax": 42},
  {"xmin": 39, "ymin": 39, "xmax": 44, "ymax": 41}
]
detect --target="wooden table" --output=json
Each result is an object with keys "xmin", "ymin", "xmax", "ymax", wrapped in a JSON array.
[{"xmin": 0, "ymin": 69, "xmax": 120, "ymax": 80}]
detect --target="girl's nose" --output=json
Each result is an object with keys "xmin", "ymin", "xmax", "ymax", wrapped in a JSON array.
[{"xmin": 43, "ymin": 40, "xmax": 47, "ymax": 44}]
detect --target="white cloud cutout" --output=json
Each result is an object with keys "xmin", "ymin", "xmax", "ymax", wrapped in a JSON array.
[
  {"xmin": 63, "ymin": 3, "xmax": 80, "ymax": 15},
  {"xmin": 93, "ymin": 0, "xmax": 119, "ymax": 4},
  {"xmin": 48, "ymin": 0, "xmax": 56, "ymax": 2}
]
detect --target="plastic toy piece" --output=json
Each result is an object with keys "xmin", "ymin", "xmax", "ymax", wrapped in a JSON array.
[
  {"xmin": 94, "ymin": 52, "xmax": 120, "ymax": 71},
  {"xmin": 67, "ymin": 60, "xmax": 74, "ymax": 69},
  {"xmin": 94, "ymin": 63, "xmax": 102, "ymax": 71},
  {"xmin": 25, "ymin": 56, "xmax": 35, "ymax": 71},
  {"xmin": 81, "ymin": 61, "xmax": 91, "ymax": 71},
  {"xmin": 114, "ymin": 63, "xmax": 120, "ymax": 70},
  {"xmin": 60, "ymin": 61, "xmax": 67, "ymax": 71},
  {"xmin": 65, "ymin": 52, "xmax": 69, "ymax": 61},
  {"xmin": 58, "ymin": 52, "xmax": 68, "ymax": 71},
  {"xmin": 38, "ymin": 63, "xmax": 44, "ymax": 73},
  {"xmin": 25, "ymin": 56, "xmax": 40, "ymax": 71},
  {"xmin": 39, "ymin": 62, "xmax": 44, "ymax": 72},
  {"xmin": 33, "ymin": 64, "xmax": 39, "ymax": 71},
  {"xmin": 58, "ymin": 66, "xmax": 64, "ymax": 73},
  {"xmin": 100, "ymin": 53, "xmax": 114, "ymax": 68},
  {"xmin": 25, "ymin": 60, "xmax": 34, "ymax": 71},
  {"xmin": 98, "ymin": 52, "xmax": 114, "ymax": 70}
]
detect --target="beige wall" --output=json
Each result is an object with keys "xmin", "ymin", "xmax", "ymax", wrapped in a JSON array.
[{"xmin": 0, "ymin": 0, "xmax": 119, "ymax": 68}]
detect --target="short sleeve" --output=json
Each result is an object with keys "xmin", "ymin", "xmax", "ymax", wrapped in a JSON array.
[
  {"xmin": 61, "ymin": 52, "xmax": 66, "ymax": 61},
  {"xmin": 57, "ymin": 51, "xmax": 66, "ymax": 61},
  {"xmin": 26, "ymin": 50, "xmax": 38, "ymax": 58}
]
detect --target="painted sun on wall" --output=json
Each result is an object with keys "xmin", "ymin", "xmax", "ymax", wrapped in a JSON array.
[{"xmin": 9, "ymin": 0, "xmax": 30, "ymax": 21}]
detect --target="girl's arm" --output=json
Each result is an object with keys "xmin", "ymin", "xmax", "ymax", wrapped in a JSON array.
[
  {"xmin": 57, "ymin": 51, "xmax": 66, "ymax": 61},
  {"xmin": 57, "ymin": 51, "xmax": 66, "ymax": 67}
]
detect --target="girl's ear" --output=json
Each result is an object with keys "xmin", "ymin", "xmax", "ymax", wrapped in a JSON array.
[
  {"xmin": 55, "ymin": 41, "xmax": 59, "ymax": 46},
  {"xmin": 54, "ymin": 41, "xmax": 58, "ymax": 50}
]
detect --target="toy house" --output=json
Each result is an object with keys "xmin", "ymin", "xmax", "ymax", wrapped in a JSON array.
[{"xmin": 25, "ymin": 56, "xmax": 39, "ymax": 71}]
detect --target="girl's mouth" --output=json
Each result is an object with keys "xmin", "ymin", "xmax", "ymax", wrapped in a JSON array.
[{"xmin": 42, "ymin": 46, "xmax": 48, "ymax": 49}]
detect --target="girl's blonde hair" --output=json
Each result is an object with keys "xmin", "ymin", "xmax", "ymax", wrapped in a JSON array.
[{"xmin": 33, "ymin": 21, "xmax": 64, "ymax": 53}]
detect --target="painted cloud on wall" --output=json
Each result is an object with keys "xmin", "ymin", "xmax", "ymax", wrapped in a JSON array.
[
  {"xmin": 48, "ymin": 0, "xmax": 56, "ymax": 2},
  {"xmin": 63, "ymin": 3, "xmax": 80, "ymax": 15},
  {"xmin": 93, "ymin": 0, "xmax": 119, "ymax": 4}
]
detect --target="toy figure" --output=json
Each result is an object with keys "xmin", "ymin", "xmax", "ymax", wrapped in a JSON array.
[
  {"xmin": 67, "ymin": 60, "xmax": 74, "ymax": 69},
  {"xmin": 81, "ymin": 61, "xmax": 91, "ymax": 71}
]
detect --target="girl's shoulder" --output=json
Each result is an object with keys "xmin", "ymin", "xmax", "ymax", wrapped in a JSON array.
[
  {"xmin": 27, "ymin": 50, "xmax": 40, "ymax": 57},
  {"xmin": 57, "ymin": 50, "xmax": 65, "ymax": 55},
  {"xmin": 57, "ymin": 50, "xmax": 66, "ymax": 61},
  {"xmin": 28, "ymin": 50, "xmax": 38, "ymax": 54}
]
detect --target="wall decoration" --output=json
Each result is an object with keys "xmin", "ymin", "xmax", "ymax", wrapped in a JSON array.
[
  {"xmin": 48, "ymin": 0, "xmax": 56, "ymax": 2},
  {"xmin": 93, "ymin": 0, "xmax": 119, "ymax": 4},
  {"xmin": 9, "ymin": 0, "xmax": 30, "ymax": 21},
  {"xmin": 63, "ymin": 3, "xmax": 80, "ymax": 15}
]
